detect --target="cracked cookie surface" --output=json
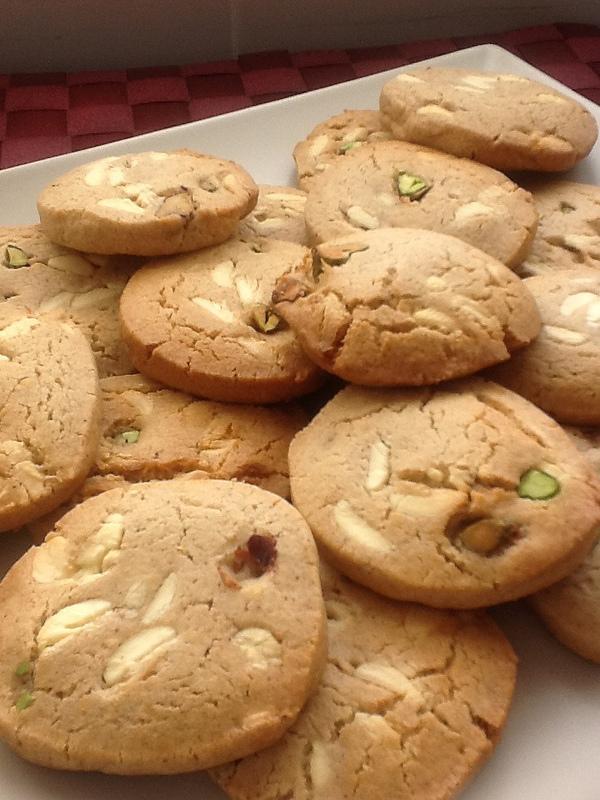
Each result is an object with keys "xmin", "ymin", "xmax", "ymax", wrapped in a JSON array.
[
  {"xmin": 380, "ymin": 68, "xmax": 597, "ymax": 171},
  {"xmin": 303, "ymin": 140, "xmax": 537, "ymax": 268},
  {"xmin": 288, "ymin": 380, "xmax": 600, "ymax": 608},
  {"xmin": 0, "ymin": 480, "xmax": 326, "ymax": 773},
  {"xmin": 212, "ymin": 562, "xmax": 517, "ymax": 800},
  {"xmin": 0, "ymin": 315, "xmax": 101, "ymax": 532},
  {"xmin": 490, "ymin": 269, "xmax": 600, "ymax": 424},
  {"xmin": 0, "ymin": 225, "xmax": 139, "ymax": 377},
  {"xmin": 275, "ymin": 228, "xmax": 540, "ymax": 385},
  {"xmin": 237, "ymin": 185, "xmax": 308, "ymax": 245},
  {"xmin": 120, "ymin": 237, "xmax": 323, "ymax": 403},
  {"xmin": 37, "ymin": 150, "xmax": 258, "ymax": 256}
]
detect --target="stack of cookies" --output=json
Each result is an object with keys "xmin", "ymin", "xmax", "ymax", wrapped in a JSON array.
[{"xmin": 0, "ymin": 66, "xmax": 599, "ymax": 800}]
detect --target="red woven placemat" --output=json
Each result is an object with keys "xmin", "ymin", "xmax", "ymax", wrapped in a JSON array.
[{"xmin": 1, "ymin": 22, "xmax": 599, "ymax": 170}]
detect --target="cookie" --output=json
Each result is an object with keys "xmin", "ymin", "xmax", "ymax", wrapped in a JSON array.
[
  {"xmin": 274, "ymin": 229, "xmax": 540, "ymax": 385},
  {"xmin": 0, "ymin": 225, "xmax": 138, "ymax": 377},
  {"xmin": 37, "ymin": 150, "xmax": 258, "ymax": 256},
  {"xmin": 28, "ymin": 373, "xmax": 309, "ymax": 542},
  {"xmin": 518, "ymin": 180, "xmax": 600, "ymax": 277},
  {"xmin": 293, "ymin": 110, "xmax": 392, "ymax": 190},
  {"xmin": 303, "ymin": 141, "xmax": 537, "ymax": 268},
  {"xmin": 237, "ymin": 185, "xmax": 308, "ymax": 245},
  {"xmin": 529, "ymin": 426, "xmax": 600, "ymax": 663},
  {"xmin": 0, "ymin": 480, "xmax": 326, "ymax": 773},
  {"xmin": 380, "ymin": 68, "xmax": 598, "ymax": 172},
  {"xmin": 0, "ymin": 315, "xmax": 101, "ymax": 532},
  {"xmin": 120, "ymin": 237, "xmax": 323, "ymax": 403},
  {"xmin": 490, "ymin": 269, "xmax": 600, "ymax": 424},
  {"xmin": 288, "ymin": 380, "xmax": 600, "ymax": 609}
]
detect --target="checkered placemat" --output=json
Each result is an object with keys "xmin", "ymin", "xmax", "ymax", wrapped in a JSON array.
[{"xmin": 1, "ymin": 22, "xmax": 599, "ymax": 170}]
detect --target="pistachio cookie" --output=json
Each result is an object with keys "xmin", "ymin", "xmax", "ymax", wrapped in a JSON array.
[
  {"xmin": 288, "ymin": 380, "xmax": 600, "ymax": 609},
  {"xmin": 518, "ymin": 180, "xmax": 600, "ymax": 277},
  {"xmin": 293, "ymin": 110, "xmax": 392, "ymax": 190},
  {"xmin": 120, "ymin": 238, "xmax": 323, "ymax": 403},
  {"xmin": 274, "ymin": 229, "xmax": 540, "ymax": 385},
  {"xmin": 38, "ymin": 150, "xmax": 258, "ymax": 256},
  {"xmin": 0, "ymin": 315, "xmax": 101, "ymax": 533},
  {"xmin": 0, "ymin": 225, "xmax": 138, "ymax": 377},
  {"xmin": 490, "ymin": 269, "xmax": 600, "ymax": 424},
  {"xmin": 0, "ymin": 480, "xmax": 326, "ymax": 773},
  {"xmin": 213, "ymin": 563, "xmax": 516, "ymax": 800},
  {"xmin": 237, "ymin": 185, "xmax": 308, "ymax": 245},
  {"xmin": 303, "ymin": 141, "xmax": 537, "ymax": 268},
  {"xmin": 380, "ymin": 68, "xmax": 597, "ymax": 171}
]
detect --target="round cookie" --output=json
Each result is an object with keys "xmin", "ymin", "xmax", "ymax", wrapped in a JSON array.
[
  {"xmin": 0, "ymin": 225, "xmax": 138, "ymax": 377},
  {"xmin": 288, "ymin": 380, "xmax": 600, "ymax": 609},
  {"xmin": 490, "ymin": 269, "xmax": 600, "ymax": 424},
  {"xmin": 0, "ymin": 315, "xmax": 101, "ymax": 533},
  {"xmin": 380, "ymin": 68, "xmax": 598, "ymax": 172},
  {"xmin": 213, "ymin": 563, "xmax": 517, "ymax": 800},
  {"xmin": 274, "ymin": 228, "xmax": 540, "ymax": 385},
  {"xmin": 0, "ymin": 480, "xmax": 326, "ymax": 773},
  {"xmin": 37, "ymin": 150, "xmax": 258, "ymax": 256},
  {"xmin": 293, "ymin": 110, "xmax": 392, "ymax": 190},
  {"xmin": 120, "ymin": 237, "xmax": 323, "ymax": 403},
  {"xmin": 518, "ymin": 180, "xmax": 600, "ymax": 277},
  {"xmin": 303, "ymin": 140, "xmax": 537, "ymax": 268},
  {"xmin": 237, "ymin": 185, "xmax": 308, "ymax": 245}
]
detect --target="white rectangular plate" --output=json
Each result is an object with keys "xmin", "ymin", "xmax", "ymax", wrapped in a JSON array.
[{"xmin": 1, "ymin": 44, "xmax": 599, "ymax": 800}]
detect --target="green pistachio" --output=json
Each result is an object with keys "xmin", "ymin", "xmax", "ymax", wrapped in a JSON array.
[
  {"xmin": 559, "ymin": 201, "xmax": 575, "ymax": 213},
  {"xmin": 338, "ymin": 140, "xmax": 362, "ymax": 154},
  {"xmin": 3, "ymin": 244, "xmax": 30, "ymax": 269},
  {"xmin": 396, "ymin": 172, "xmax": 431, "ymax": 201},
  {"xmin": 15, "ymin": 661, "xmax": 31, "ymax": 678},
  {"xmin": 117, "ymin": 430, "xmax": 140, "ymax": 444},
  {"xmin": 251, "ymin": 304, "xmax": 281, "ymax": 333},
  {"xmin": 517, "ymin": 469, "xmax": 560, "ymax": 500},
  {"xmin": 15, "ymin": 691, "xmax": 34, "ymax": 711}
]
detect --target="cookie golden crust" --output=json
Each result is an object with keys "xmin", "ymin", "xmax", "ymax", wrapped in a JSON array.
[
  {"xmin": 37, "ymin": 150, "xmax": 258, "ymax": 256},
  {"xmin": 380, "ymin": 68, "xmax": 598, "ymax": 172},
  {"xmin": 237, "ymin": 185, "xmax": 308, "ymax": 245},
  {"xmin": 303, "ymin": 141, "xmax": 537, "ymax": 268},
  {"xmin": 0, "ymin": 480, "xmax": 327, "ymax": 774},
  {"xmin": 275, "ymin": 229, "xmax": 540, "ymax": 386},
  {"xmin": 119, "ymin": 237, "xmax": 323, "ymax": 403},
  {"xmin": 213, "ymin": 563, "xmax": 517, "ymax": 800},
  {"xmin": 288, "ymin": 380, "xmax": 600, "ymax": 609},
  {"xmin": 0, "ymin": 225, "xmax": 138, "ymax": 377},
  {"xmin": 518, "ymin": 180, "xmax": 600, "ymax": 277},
  {"xmin": 293, "ymin": 109, "xmax": 392, "ymax": 190},
  {"xmin": 490, "ymin": 269, "xmax": 600, "ymax": 424},
  {"xmin": 0, "ymin": 315, "xmax": 101, "ymax": 532}
]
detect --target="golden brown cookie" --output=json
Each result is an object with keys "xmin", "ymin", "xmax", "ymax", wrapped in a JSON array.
[
  {"xmin": 237, "ymin": 185, "xmax": 308, "ymax": 245},
  {"xmin": 38, "ymin": 150, "xmax": 258, "ymax": 256},
  {"xmin": 380, "ymin": 68, "xmax": 597, "ymax": 171},
  {"xmin": 0, "ymin": 480, "xmax": 326, "ymax": 773},
  {"xmin": 288, "ymin": 380, "xmax": 600, "ymax": 609},
  {"xmin": 274, "ymin": 229, "xmax": 540, "ymax": 385},
  {"xmin": 303, "ymin": 141, "xmax": 537, "ymax": 268}
]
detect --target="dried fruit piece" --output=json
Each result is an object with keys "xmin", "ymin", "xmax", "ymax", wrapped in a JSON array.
[
  {"xmin": 117, "ymin": 430, "xmax": 140, "ymax": 444},
  {"xmin": 518, "ymin": 469, "xmax": 560, "ymax": 500},
  {"xmin": 250, "ymin": 304, "xmax": 281, "ymax": 333},
  {"xmin": 15, "ymin": 691, "xmax": 34, "ymax": 711},
  {"xmin": 272, "ymin": 274, "xmax": 309, "ymax": 304},
  {"xmin": 14, "ymin": 661, "xmax": 31, "ymax": 678},
  {"xmin": 396, "ymin": 171, "xmax": 431, "ymax": 201},
  {"xmin": 459, "ymin": 519, "xmax": 510, "ymax": 555},
  {"xmin": 3, "ymin": 244, "xmax": 30, "ymax": 269},
  {"xmin": 247, "ymin": 534, "xmax": 277, "ymax": 572}
]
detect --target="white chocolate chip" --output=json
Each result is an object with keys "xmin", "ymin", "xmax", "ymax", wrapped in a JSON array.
[
  {"xmin": 210, "ymin": 260, "xmax": 235, "ymax": 288},
  {"xmin": 560, "ymin": 292, "xmax": 598, "ymax": 317},
  {"xmin": 454, "ymin": 202, "xmax": 495, "ymax": 222},
  {"xmin": 391, "ymin": 487, "xmax": 463, "ymax": 518},
  {"xmin": 83, "ymin": 157, "xmax": 118, "ymax": 186},
  {"xmin": 248, "ymin": 218, "xmax": 286, "ymax": 234},
  {"xmin": 142, "ymin": 573, "xmax": 177, "ymax": 624},
  {"xmin": 355, "ymin": 662, "xmax": 423, "ymax": 704},
  {"xmin": 103, "ymin": 626, "xmax": 177, "ymax": 686},
  {"xmin": 0, "ymin": 354, "xmax": 10, "ymax": 362},
  {"xmin": 345, "ymin": 205, "xmax": 379, "ymax": 230},
  {"xmin": 32, "ymin": 536, "xmax": 74, "ymax": 583},
  {"xmin": 395, "ymin": 73, "xmax": 425, "ymax": 84},
  {"xmin": 124, "ymin": 580, "xmax": 148, "ymax": 609},
  {"xmin": 309, "ymin": 134, "xmax": 330, "ymax": 158},
  {"xmin": 265, "ymin": 193, "xmax": 306, "ymax": 211},
  {"xmin": 70, "ymin": 287, "xmax": 120, "ymax": 311},
  {"xmin": 222, "ymin": 173, "xmax": 240, "ymax": 192},
  {"xmin": 416, "ymin": 104, "xmax": 454, "ymax": 117},
  {"xmin": 0, "ymin": 318, "xmax": 40, "ymax": 338},
  {"xmin": 76, "ymin": 513, "xmax": 125, "ymax": 576},
  {"xmin": 544, "ymin": 325, "xmax": 587, "ymax": 345},
  {"xmin": 587, "ymin": 300, "xmax": 600, "ymax": 327},
  {"xmin": 234, "ymin": 275, "xmax": 261, "ymax": 305},
  {"xmin": 334, "ymin": 501, "xmax": 391, "ymax": 552},
  {"xmin": 38, "ymin": 291, "xmax": 74, "ymax": 313},
  {"xmin": 365, "ymin": 440, "xmax": 391, "ymax": 492},
  {"xmin": 310, "ymin": 741, "xmax": 331, "ymax": 792},
  {"xmin": 453, "ymin": 84, "xmax": 485, "ymax": 94},
  {"xmin": 232, "ymin": 628, "xmax": 282, "ymax": 669},
  {"xmin": 121, "ymin": 182, "xmax": 151, "ymax": 198},
  {"xmin": 97, "ymin": 198, "xmax": 146, "ymax": 215},
  {"xmin": 461, "ymin": 74, "xmax": 497, "ymax": 89},
  {"xmin": 426, "ymin": 276, "xmax": 446, "ymax": 291},
  {"xmin": 192, "ymin": 297, "xmax": 237, "ymax": 324},
  {"xmin": 107, "ymin": 167, "xmax": 126, "ymax": 186},
  {"xmin": 15, "ymin": 461, "xmax": 45, "ymax": 496},
  {"xmin": 498, "ymin": 74, "xmax": 529, "ymax": 83},
  {"xmin": 413, "ymin": 308, "xmax": 455, "ymax": 332},
  {"xmin": 149, "ymin": 152, "xmax": 169, "ymax": 161},
  {"xmin": 47, "ymin": 254, "xmax": 95, "ymax": 276},
  {"xmin": 539, "ymin": 135, "xmax": 572, "ymax": 154},
  {"xmin": 238, "ymin": 337, "xmax": 271, "ymax": 355},
  {"xmin": 538, "ymin": 92, "xmax": 568, "ymax": 104},
  {"xmin": 342, "ymin": 126, "xmax": 368, "ymax": 143},
  {"xmin": 562, "ymin": 234, "xmax": 600, "ymax": 256},
  {"xmin": 37, "ymin": 599, "xmax": 112, "ymax": 651}
]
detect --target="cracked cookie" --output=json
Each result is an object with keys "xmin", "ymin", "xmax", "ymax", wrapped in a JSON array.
[
  {"xmin": 28, "ymin": 373, "xmax": 308, "ymax": 541},
  {"xmin": 293, "ymin": 110, "xmax": 392, "ymax": 191},
  {"xmin": 288, "ymin": 379, "xmax": 600, "ymax": 608},
  {"xmin": 490, "ymin": 269, "xmax": 600, "ymax": 424},
  {"xmin": 213, "ymin": 562, "xmax": 517, "ymax": 800},
  {"xmin": 380, "ymin": 68, "xmax": 597, "ymax": 171},
  {"xmin": 0, "ymin": 314, "xmax": 101, "ymax": 533},
  {"xmin": 0, "ymin": 480, "xmax": 326, "ymax": 773},
  {"xmin": 237, "ymin": 185, "xmax": 308, "ymax": 245},
  {"xmin": 303, "ymin": 140, "xmax": 537, "ymax": 268},
  {"xmin": 120, "ymin": 237, "xmax": 324, "ymax": 403},
  {"xmin": 518, "ymin": 179, "xmax": 600, "ymax": 277},
  {"xmin": 274, "ymin": 228, "xmax": 540, "ymax": 386},
  {"xmin": 37, "ymin": 150, "xmax": 258, "ymax": 256},
  {"xmin": 0, "ymin": 225, "xmax": 139, "ymax": 377}
]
